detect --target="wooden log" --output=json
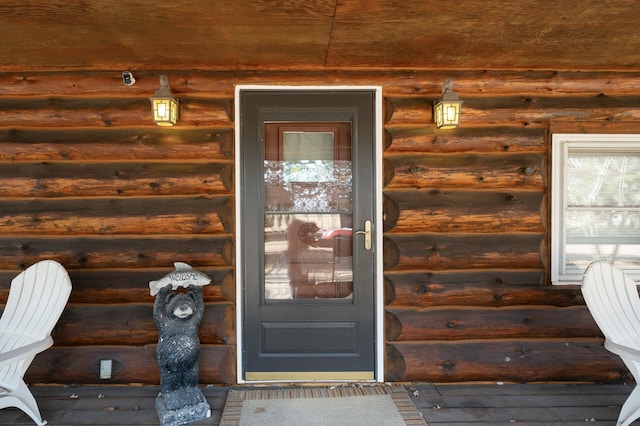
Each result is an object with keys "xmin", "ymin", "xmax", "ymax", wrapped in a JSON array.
[
  {"xmin": 386, "ymin": 340, "xmax": 630, "ymax": 383},
  {"xmin": 385, "ymin": 344, "xmax": 406, "ymax": 383},
  {"xmin": 0, "ymin": 197, "xmax": 232, "ymax": 235},
  {"xmin": 385, "ymin": 96, "xmax": 640, "ymax": 127},
  {"xmin": 549, "ymin": 120, "xmax": 640, "ymax": 135},
  {"xmin": 383, "ymin": 190, "xmax": 544, "ymax": 233},
  {"xmin": 220, "ymin": 272, "xmax": 236, "ymax": 303},
  {"xmin": 0, "ymin": 162, "xmax": 233, "ymax": 197},
  {"xmin": 181, "ymin": 98, "xmax": 234, "ymax": 127},
  {"xmin": 0, "ymin": 98, "xmax": 232, "ymax": 128},
  {"xmin": 385, "ymin": 270, "xmax": 583, "ymax": 308},
  {"xmin": 384, "ymin": 153, "xmax": 544, "ymax": 190},
  {"xmin": 0, "ymin": 236, "xmax": 233, "ymax": 269},
  {"xmin": 52, "ymin": 303, "xmax": 234, "ymax": 346},
  {"xmin": 3, "ymin": 71, "xmax": 640, "ymax": 98},
  {"xmin": 26, "ymin": 344, "xmax": 236, "ymax": 385},
  {"xmin": 385, "ymin": 126, "xmax": 546, "ymax": 154},
  {"xmin": 383, "ymin": 234, "xmax": 544, "ymax": 271},
  {"xmin": 0, "ymin": 128, "xmax": 233, "ymax": 161},
  {"xmin": 0, "ymin": 268, "xmax": 233, "ymax": 304},
  {"xmin": 385, "ymin": 306, "xmax": 598, "ymax": 341},
  {"xmin": 385, "ymin": 98, "xmax": 434, "ymax": 126}
]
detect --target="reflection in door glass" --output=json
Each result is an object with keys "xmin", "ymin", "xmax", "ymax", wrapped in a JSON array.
[
  {"xmin": 264, "ymin": 160, "xmax": 352, "ymax": 212},
  {"xmin": 263, "ymin": 130, "xmax": 353, "ymax": 301},
  {"xmin": 264, "ymin": 213, "xmax": 353, "ymax": 300}
]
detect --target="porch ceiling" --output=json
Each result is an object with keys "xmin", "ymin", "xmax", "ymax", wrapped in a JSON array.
[{"xmin": 1, "ymin": 0, "xmax": 640, "ymax": 72}]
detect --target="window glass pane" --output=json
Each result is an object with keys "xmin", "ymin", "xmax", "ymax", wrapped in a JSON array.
[
  {"xmin": 565, "ymin": 242, "xmax": 640, "ymax": 272},
  {"xmin": 264, "ymin": 213, "xmax": 353, "ymax": 300},
  {"xmin": 563, "ymin": 149, "xmax": 640, "ymax": 276},
  {"xmin": 283, "ymin": 132, "xmax": 334, "ymax": 182},
  {"xmin": 263, "ymin": 128, "xmax": 353, "ymax": 300},
  {"xmin": 566, "ymin": 210, "xmax": 640, "ymax": 239},
  {"xmin": 264, "ymin": 160, "xmax": 352, "ymax": 213},
  {"xmin": 567, "ymin": 153, "xmax": 640, "ymax": 207},
  {"xmin": 566, "ymin": 209, "xmax": 640, "ymax": 271}
]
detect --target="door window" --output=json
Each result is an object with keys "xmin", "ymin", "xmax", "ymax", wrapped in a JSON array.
[{"xmin": 264, "ymin": 123, "xmax": 353, "ymax": 300}]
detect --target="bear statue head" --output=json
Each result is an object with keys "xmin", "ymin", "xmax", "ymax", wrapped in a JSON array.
[{"xmin": 165, "ymin": 289, "xmax": 198, "ymax": 320}]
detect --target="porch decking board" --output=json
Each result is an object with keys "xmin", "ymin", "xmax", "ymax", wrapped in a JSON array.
[
  {"xmin": 0, "ymin": 383, "xmax": 632, "ymax": 425},
  {"xmin": 0, "ymin": 386, "xmax": 226, "ymax": 425},
  {"xmin": 418, "ymin": 384, "xmax": 630, "ymax": 425}
]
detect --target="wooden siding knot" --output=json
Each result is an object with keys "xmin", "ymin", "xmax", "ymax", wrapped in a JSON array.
[
  {"xmin": 523, "ymin": 165, "xmax": 536, "ymax": 176},
  {"xmin": 441, "ymin": 361, "xmax": 455, "ymax": 372},
  {"xmin": 446, "ymin": 321, "xmax": 460, "ymax": 329},
  {"xmin": 516, "ymin": 344, "xmax": 533, "ymax": 358}
]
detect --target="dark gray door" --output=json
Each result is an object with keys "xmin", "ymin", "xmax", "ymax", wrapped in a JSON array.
[{"xmin": 239, "ymin": 90, "xmax": 376, "ymax": 380}]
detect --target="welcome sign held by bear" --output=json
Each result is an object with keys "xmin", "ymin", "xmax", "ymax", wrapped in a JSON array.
[{"xmin": 151, "ymin": 263, "xmax": 212, "ymax": 426}]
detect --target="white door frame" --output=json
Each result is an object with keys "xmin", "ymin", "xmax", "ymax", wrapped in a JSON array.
[{"xmin": 234, "ymin": 85, "xmax": 384, "ymax": 383}]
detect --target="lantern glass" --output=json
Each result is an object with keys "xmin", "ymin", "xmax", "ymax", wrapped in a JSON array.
[
  {"xmin": 151, "ymin": 97, "xmax": 178, "ymax": 126},
  {"xmin": 434, "ymin": 100, "xmax": 461, "ymax": 129}
]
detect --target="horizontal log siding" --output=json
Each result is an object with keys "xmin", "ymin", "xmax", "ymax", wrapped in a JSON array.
[
  {"xmin": 0, "ymin": 74, "xmax": 235, "ymax": 385},
  {"xmin": 1, "ymin": 70, "xmax": 638, "ymax": 385},
  {"xmin": 380, "ymin": 70, "xmax": 640, "ymax": 384}
]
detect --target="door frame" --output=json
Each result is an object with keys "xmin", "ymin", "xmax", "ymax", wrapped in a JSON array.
[{"xmin": 234, "ymin": 85, "xmax": 384, "ymax": 383}]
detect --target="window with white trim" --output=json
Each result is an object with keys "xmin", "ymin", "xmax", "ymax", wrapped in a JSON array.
[{"xmin": 552, "ymin": 134, "xmax": 640, "ymax": 284}]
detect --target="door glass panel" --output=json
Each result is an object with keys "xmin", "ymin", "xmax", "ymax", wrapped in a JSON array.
[
  {"xmin": 264, "ymin": 126, "xmax": 353, "ymax": 301},
  {"xmin": 283, "ymin": 132, "xmax": 334, "ymax": 182}
]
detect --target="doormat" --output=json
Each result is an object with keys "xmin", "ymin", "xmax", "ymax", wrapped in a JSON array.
[{"xmin": 220, "ymin": 385, "xmax": 427, "ymax": 425}]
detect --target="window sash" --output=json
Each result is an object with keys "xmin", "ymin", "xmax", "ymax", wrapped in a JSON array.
[{"xmin": 551, "ymin": 134, "xmax": 640, "ymax": 284}]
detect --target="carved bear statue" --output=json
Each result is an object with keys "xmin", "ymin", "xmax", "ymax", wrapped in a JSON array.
[{"xmin": 153, "ymin": 284, "xmax": 210, "ymax": 426}]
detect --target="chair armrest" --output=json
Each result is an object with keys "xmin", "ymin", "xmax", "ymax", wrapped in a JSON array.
[
  {"xmin": 0, "ymin": 336, "xmax": 53, "ymax": 369},
  {"xmin": 605, "ymin": 339, "xmax": 640, "ymax": 361}
]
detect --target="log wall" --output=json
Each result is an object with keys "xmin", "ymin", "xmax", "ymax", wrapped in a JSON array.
[{"xmin": 0, "ymin": 70, "xmax": 638, "ymax": 385}]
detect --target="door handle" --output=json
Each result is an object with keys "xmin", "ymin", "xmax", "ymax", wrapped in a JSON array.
[{"xmin": 354, "ymin": 220, "xmax": 372, "ymax": 250}]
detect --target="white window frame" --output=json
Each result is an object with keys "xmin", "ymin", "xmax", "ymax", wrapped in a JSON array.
[{"xmin": 551, "ymin": 133, "xmax": 640, "ymax": 284}]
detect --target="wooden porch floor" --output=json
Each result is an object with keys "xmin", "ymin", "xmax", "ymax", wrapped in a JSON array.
[{"xmin": 0, "ymin": 383, "xmax": 634, "ymax": 425}]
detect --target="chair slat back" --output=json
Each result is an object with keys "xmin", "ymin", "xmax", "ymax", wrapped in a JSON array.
[
  {"xmin": 582, "ymin": 261, "xmax": 640, "ymax": 347},
  {"xmin": 0, "ymin": 260, "xmax": 72, "ymax": 348}
]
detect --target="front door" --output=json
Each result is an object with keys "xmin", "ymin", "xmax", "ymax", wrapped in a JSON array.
[{"xmin": 238, "ymin": 89, "xmax": 378, "ymax": 381}]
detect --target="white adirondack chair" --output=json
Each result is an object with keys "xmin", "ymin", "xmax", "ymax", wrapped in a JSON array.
[
  {"xmin": 0, "ymin": 260, "xmax": 72, "ymax": 426},
  {"xmin": 582, "ymin": 261, "xmax": 640, "ymax": 426}
]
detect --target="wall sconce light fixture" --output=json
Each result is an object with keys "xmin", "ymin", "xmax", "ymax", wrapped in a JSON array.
[
  {"xmin": 149, "ymin": 75, "xmax": 179, "ymax": 126},
  {"xmin": 433, "ymin": 79, "xmax": 462, "ymax": 129}
]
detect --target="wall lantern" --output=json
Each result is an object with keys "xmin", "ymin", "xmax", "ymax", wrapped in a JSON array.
[
  {"xmin": 149, "ymin": 75, "xmax": 179, "ymax": 126},
  {"xmin": 433, "ymin": 79, "xmax": 462, "ymax": 129}
]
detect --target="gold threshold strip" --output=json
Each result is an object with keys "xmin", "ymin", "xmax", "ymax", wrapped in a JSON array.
[{"xmin": 245, "ymin": 371, "xmax": 374, "ymax": 381}]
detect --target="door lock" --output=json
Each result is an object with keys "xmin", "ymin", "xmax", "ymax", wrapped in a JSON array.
[{"xmin": 354, "ymin": 220, "xmax": 372, "ymax": 250}]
